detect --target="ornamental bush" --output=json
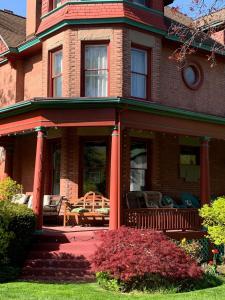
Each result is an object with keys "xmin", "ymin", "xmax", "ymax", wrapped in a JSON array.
[
  {"xmin": 0, "ymin": 177, "xmax": 22, "ymax": 201},
  {"xmin": 199, "ymin": 197, "xmax": 225, "ymax": 246},
  {"xmin": 0, "ymin": 201, "xmax": 35, "ymax": 282},
  {"xmin": 92, "ymin": 227, "xmax": 203, "ymax": 292}
]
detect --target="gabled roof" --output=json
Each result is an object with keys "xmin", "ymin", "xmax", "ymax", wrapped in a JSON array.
[
  {"xmin": 0, "ymin": 9, "xmax": 26, "ymax": 48},
  {"xmin": 164, "ymin": 6, "xmax": 193, "ymax": 27}
]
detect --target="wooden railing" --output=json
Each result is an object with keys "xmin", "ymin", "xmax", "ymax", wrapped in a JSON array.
[{"xmin": 123, "ymin": 208, "xmax": 202, "ymax": 231}]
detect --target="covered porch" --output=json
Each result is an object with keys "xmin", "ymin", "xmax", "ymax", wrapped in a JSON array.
[{"xmin": 0, "ymin": 98, "xmax": 224, "ymax": 236}]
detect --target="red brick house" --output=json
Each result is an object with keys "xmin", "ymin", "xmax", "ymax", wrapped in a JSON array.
[{"xmin": 0, "ymin": 0, "xmax": 225, "ymax": 237}]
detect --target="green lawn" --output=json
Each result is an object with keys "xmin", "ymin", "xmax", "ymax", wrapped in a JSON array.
[{"xmin": 0, "ymin": 282, "xmax": 225, "ymax": 300}]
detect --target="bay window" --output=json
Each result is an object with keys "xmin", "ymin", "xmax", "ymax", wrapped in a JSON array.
[
  {"xmin": 83, "ymin": 44, "xmax": 108, "ymax": 97},
  {"xmin": 131, "ymin": 47, "xmax": 148, "ymax": 99},
  {"xmin": 50, "ymin": 48, "xmax": 62, "ymax": 97}
]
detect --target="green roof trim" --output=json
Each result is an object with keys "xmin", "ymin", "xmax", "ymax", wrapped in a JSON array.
[
  {"xmin": 1, "ymin": 97, "xmax": 225, "ymax": 127},
  {"xmin": 41, "ymin": 0, "xmax": 163, "ymax": 20},
  {"xmin": 0, "ymin": 58, "xmax": 8, "ymax": 66},
  {"xmin": 18, "ymin": 37, "xmax": 41, "ymax": 53}
]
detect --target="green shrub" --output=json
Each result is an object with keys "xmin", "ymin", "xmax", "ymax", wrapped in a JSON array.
[
  {"xmin": 0, "ymin": 201, "xmax": 35, "ymax": 281},
  {"xmin": 0, "ymin": 177, "xmax": 22, "ymax": 202}
]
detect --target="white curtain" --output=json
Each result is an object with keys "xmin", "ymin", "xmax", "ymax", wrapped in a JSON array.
[
  {"xmin": 85, "ymin": 45, "xmax": 108, "ymax": 97},
  {"xmin": 130, "ymin": 144, "xmax": 147, "ymax": 191},
  {"xmin": 131, "ymin": 48, "xmax": 147, "ymax": 99},
  {"xmin": 53, "ymin": 51, "xmax": 62, "ymax": 97}
]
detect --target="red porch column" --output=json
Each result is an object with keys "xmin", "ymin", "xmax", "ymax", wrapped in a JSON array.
[
  {"xmin": 32, "ymin": 127, "xmax": 47, "ymax": 230},
  {"xmin": 109, "ymin": 126, "xmax": 120, "ymax": 230},
  {"xmin": 200, "ymin": 137, "xmax": 210, "ymax": 206}
]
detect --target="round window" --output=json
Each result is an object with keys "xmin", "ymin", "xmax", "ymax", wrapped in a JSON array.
[{"xmin": 182, "ymin": 63, "xmax": 202, "ymax": 90}]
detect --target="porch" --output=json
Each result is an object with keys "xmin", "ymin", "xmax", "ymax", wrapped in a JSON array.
[{"xmin": 0, "ymin": 98, "xmax": 224, "ymax": 235}]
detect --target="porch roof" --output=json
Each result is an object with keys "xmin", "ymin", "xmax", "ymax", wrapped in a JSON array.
[{"xmin": 0, "ymin": 97, "xmax": 225, "ymax": 127}]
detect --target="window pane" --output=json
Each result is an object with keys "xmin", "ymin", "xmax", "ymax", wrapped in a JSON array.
[
  {"xmin": 52, "ymin": 147, "xmax": 61, "ymax": 195},
  {"xmin": 53, "ymin": 51, "xmax": 62, "ymax": 76},
  {"xmin": 53, "ymin": 76, "xmax": 62, "ymax": 97},
  {"xmin": 85, "ymin": 70, "xmax": 108, "ymax": 97},
  {"xmin": 131, "ymin": 48, "xmax": 147, "ymax": 74},
  {"xmin": 83, "ymin": 141, "xmax": 107, "ymax": 195},
  {"xmin": 85, "ymin": 45, "xmax": 107, "ymax": 70},
  {"xmin": 53, "ymin": 0, "xmax": 62, "ymax": 9},
  {"xmin": 130, "ymin": 141, "xmax": 148, "ymax": 191},
  {"xmin": 131, "ymin": 73, "xmax": 146, "ymax": 98},
  {"xmin": 130, "ymin": 142, "xmax": 147, "ymax": 169},
  {"xmin": 130, "ymin": 169, "xmax": 146, "ymax": 191}
]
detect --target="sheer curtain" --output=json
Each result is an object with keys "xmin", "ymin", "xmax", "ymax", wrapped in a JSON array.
[
  {"xmin": 85, "ymin": 45, "xmax": 108, "ymax": 97},
  {"xmin": 131, "ymin": 48, "xmax": 147, "ymax": 99},
  {"xmin": 53, "ymin": 50, "xmax": 62, "ymax": 97},
  {"xmin": 130, "ymin": 142, "xmax": 147, "ymax": 191}
]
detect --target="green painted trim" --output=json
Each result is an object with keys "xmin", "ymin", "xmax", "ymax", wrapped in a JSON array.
[
  {"xmin": 18, "ymin": 37, "xmax": 41, "ymax": 53},
  {"xmin": 0, "ymin": 58, "xmax": 8, "ymax": 65},
  {"xmin": 165, "ymin": 34, "xmax": 225, "ymax": 56},
  {"xmin": 1, "ymin": 97, "xmax": 225, "ymax": 127},
  {"xmin": 0, "ymin": 50, "xmax": 10, "ymax": 58},
  {"xmin": 119, "ymin": 98, "xmax": 225, "ymax": 125},
  {"xmin": 37, "ymin": 17, "xmax": 166, "ymax": 39},
  {"xmin": 41, "ymin": 0, "xmax": 163, "ymax": 20}
]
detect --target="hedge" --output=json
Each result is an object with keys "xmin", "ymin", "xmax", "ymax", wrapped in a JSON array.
[{"xmin": 0, "ymin": 201, "xmax": 35, "ymax": 282}]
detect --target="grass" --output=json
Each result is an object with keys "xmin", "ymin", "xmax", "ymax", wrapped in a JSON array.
[{"xmin": 0, "ymin": 282, "xmax": 225, "ymax": 300}]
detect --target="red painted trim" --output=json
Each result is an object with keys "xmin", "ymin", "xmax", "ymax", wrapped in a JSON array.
[
  {"xmin": 33, "ymin": 129, "xmax": 47, "ymax": 230},
  {"xmin": 109, "ymin": 126, "xmax": 119, "ymax": 229},
  {"xmin": 48, "ymin": 46, "xmax": 63, "ymax": 97},
  {"xmin": 81, "ymin": 40, "xmax": 110, "ymax": 97},
  {"xmin": 131, "ymin": 43, "xmax": 152, "ymax": 101}
]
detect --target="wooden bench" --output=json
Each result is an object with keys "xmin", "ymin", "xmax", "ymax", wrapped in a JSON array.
[{"xmin": 63, "ymin": 191, "xmax": 110, "ymax": 226}]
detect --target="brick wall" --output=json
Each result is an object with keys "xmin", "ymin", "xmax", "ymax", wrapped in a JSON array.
[
  {"xmin": 0, "ymin": 62, "xmax": 17, "ymax": 107},
  {"xmin": 160, "ymin": 45, "xmax": 225, "ymax": 116},
  {"xmin": 24, "ymin": 52, "xmax": 43, "ymax": 100}
]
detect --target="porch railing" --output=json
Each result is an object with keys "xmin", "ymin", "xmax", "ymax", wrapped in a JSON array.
[{"xmin": 123, "ymin": 208, "xmax": 202, "ymax": 231}]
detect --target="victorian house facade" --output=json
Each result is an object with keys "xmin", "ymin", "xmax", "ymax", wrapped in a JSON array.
[{"xmin": 0, "ymin": 0, "xmax": 225, "ymax": 237}]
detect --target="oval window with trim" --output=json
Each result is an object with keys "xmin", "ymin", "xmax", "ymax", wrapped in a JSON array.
[{"xmin": 182, "ymin": 63, "xmax": 203, "ymax": 90}]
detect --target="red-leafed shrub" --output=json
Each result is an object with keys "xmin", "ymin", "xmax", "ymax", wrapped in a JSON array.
[{"xmin": 92, "ymin": 227, "xmax": 203, "ymax": 292}]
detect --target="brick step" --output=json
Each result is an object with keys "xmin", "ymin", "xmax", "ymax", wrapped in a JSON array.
[
  {"xmin": 24, "ymin": 258, "xmax": 91, "ymax": 269},
  {"xmin": 31, "ymin": 241, "xmax": 99, "ymax": 251},
  {"xmin": 27, "ymin": 249, "xmax": 95, "ymax": 259},
  {"xmin": 35, "ymin": 233, "xmax": 97, "ymax": 244},
  {"xmin": 19, "ymin": 274, "xmax": 95, "ymax": 283},
  {"xmin": 21, "ymin": 267, "xmax": 94, "ymax": 278}
]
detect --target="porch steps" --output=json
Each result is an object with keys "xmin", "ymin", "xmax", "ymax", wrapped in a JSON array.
[{"xmin": 20, "ymin": 229, "xmax": 103, "ymax": 283}]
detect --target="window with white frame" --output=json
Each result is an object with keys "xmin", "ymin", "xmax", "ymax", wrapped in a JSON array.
[
  {"xmin": 131, "ymin": 47, "xmax": 148, "ymax": 99},
  {"xmin": 51, "ymin": 49, "xmax": 63, "ymax": 97},
  {"xmin": 84, "ymin": 44, "xmax": 108, "ymax": 97}
]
